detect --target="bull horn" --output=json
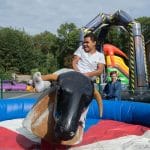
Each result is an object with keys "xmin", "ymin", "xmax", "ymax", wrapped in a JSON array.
[
  {"xmin": 93, "ymin": 88, "xmax": 103, "ymax": 117},
  {"xmin": 42, "ymin": 74, "xmax": 58, "ymax": 81}
]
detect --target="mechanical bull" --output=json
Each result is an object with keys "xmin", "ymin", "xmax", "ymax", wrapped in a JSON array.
[{"xmin": 23, "ymin": 71, "xmax": 102, "ymax": 145}]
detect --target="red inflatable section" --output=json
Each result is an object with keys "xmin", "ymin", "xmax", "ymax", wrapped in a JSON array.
[
  {"xmin": 0, "ymin": 120, "xmax": 149, "ymax": 149},
  {"xmin": 0, "ymin": 126, "xmax": 40, "ymax": 150},
  {"xmin": 41, "ymin": 120, "xmax": 150, "ymax": 149}
]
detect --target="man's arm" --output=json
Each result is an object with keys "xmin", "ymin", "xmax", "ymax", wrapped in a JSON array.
[
  {"xmin": 72, "ymin": 55, "xmax": 80, "ymax": 72},
  {"xmin": 84, "ymin": 63, "xmax": 105, "ymax": 77}
]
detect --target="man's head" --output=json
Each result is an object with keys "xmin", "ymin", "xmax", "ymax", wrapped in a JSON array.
[
  {"xmin": 83, "ymin": 33, "xmax": 97, "ymax": 53},
  {"xmin": 110, "ymin": 71, "xmax": 118, "ymax": 81}
]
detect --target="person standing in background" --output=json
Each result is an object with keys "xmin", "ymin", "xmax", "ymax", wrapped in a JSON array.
[{"xmin": 103, "ymin": 71, "xmax": 122, "ymax": 100}]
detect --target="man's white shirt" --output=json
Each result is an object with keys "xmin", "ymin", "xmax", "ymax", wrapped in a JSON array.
[{"xmin": 74, "ymin": 46, "xmax": 105, "ymax": 73}]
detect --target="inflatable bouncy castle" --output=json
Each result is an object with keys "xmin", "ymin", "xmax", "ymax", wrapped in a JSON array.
[
  {"xmin": 79, "ymin": 10, "xmax": 150, "ymax": 102},
  {"xmin": 103, "ymin": 44, "xmax": 129, "ymax": 85}
]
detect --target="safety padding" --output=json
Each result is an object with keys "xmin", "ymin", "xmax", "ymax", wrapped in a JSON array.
[
  {"xmin": 0, "ymin": 98, "xmax": 37, "ymax": 121},
  {"xmin": 86, "ymin": 100, "xmax": 150, "ymax": 128},
  {"xmin": 0, "ymin": 98, "xmax": 150, "ymax": 128}
]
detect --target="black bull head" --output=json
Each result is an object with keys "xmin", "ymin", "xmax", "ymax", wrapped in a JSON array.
[
  {"xmin": 53, "ymin": 71, "xmax": 94, "ymax": 140},
  {"xmin": 23, "ymin": 71, "xmax": 102, "ymax": 145}
]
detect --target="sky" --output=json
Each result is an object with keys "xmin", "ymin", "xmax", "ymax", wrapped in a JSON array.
[{"xmin": 0, "ymin": 0, "xmax": 150, "ymax": 35}]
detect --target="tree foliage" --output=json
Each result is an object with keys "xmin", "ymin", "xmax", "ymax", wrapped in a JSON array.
[
  {"xmin": 56, "ymin": 23, "xmax": 80, "ymax": 68},
  {"xmin": 0, "ymin": 16, "xmax": 149, "ymax": 78},
  {"xmin": 0, "ymin": 28, "xmax": 38, "ymax": 74},
  {"xmin": 32, "ymin": 31, "xmax": 59, "ymax": 73},
  {"xmin": 136, "ymin": 16, "xmax": 150, "ymax": 42}
]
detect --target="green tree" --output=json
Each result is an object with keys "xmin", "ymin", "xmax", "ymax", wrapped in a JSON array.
[
  {"xmin": 32, "ymin": 31, "xmax": 59, "ymax": 72},
  {"xmin": 136, "ymin": 17, "xmax": 150, "ymax": 42},
  {"xmin": 33, "ymin": 31, "xmax": 58, "ymax": 55},
  {"xmin": 56, "ymin": 23, "xmax": 80, "ymax": 68},
  {"xmin": 0, "ymin": 27, "xmax": 40, "ymax": 74}
]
